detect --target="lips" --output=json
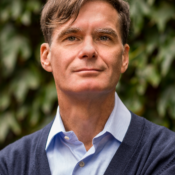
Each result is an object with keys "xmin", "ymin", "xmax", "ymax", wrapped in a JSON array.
[{"xmin": 74, "ymin": 68, "xmax": 102, "ymax": 72}]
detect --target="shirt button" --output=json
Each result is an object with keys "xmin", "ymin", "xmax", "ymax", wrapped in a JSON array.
[
  {"xmin": 79, "ymin": 161, "xmax": 85, "ymax": 167},
  {"xmin": 64, "ymin": 136, "xmax": 70, "ymax": 140}
]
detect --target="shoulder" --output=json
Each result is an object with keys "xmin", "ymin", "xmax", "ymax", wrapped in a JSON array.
[
  {"xmin": 127, "ymin": 112, "xmax": 175, "ymax": 174},
  {"xmin": 130, "ymin": 112, "xmax": 175, "ymax": 145},
  {"xmin": 141, "ymin": 114, "xmax": 175, "ymax": 150},
  {"xmin": 0, "ymin": 128, "xmax": 42, "ymax": 156},
  {"xmin": 0, "ymin": 121, "xmax": 52, "ymax": 175}
]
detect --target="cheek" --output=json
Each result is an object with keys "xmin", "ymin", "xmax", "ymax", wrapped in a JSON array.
[
  {"xmin": 51, "ymin": 48, "xmax": 72, "ymax": 68},
  {"xmin": 50, "ymin": 47, "xmax": 79, "ymax": 81},
  {"xmin": 100, "ymin": 49, "xmax": 123, "ymax": 72}
]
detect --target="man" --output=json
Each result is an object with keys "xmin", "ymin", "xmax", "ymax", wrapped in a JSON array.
[{"xmin": 1, "ymin": 0, "xmax": 175, "ymax": 174}]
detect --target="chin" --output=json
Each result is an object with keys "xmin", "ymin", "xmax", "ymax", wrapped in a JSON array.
[
  {"xmin": 72, "ymin": 83, "xmax": 112, "ymax": 94},
  {"xmin": 58, "ymin": 80, "xmax": 115, "ymax": 95}
]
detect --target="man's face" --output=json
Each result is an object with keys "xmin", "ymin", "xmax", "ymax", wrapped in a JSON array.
[{"xmin": 41, "ymin": 0, "xmax": 129, "ymax": 96}]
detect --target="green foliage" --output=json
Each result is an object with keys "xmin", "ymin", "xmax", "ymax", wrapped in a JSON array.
[
  {"xmin": 0, "ymin": 0, "xmax": 175, "ymax": 149},
  {"xmin": 0, "ymin": 0, "xmax": 57, "ymax": 148},
  {"xmin": 117, "ymin": 0, "xmax": 175, "ymax": 128}
]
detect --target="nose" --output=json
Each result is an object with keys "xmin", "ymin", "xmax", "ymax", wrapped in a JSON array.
[{"xmin": 78, "ymin": 37, "xmax": 97, "ymax": 59}]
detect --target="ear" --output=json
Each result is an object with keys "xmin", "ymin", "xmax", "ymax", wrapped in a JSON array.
[
  {"xmin": 40, "ymin": 43, "xmax": 52, "ymax": 72},
  {"xmin": 121, "ymin": 44, "xmax": 130, "ymax": 73}
]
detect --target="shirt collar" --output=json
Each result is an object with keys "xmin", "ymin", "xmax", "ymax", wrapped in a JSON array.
[
  {"xmin": 96, "ymin": 92, "xmax": 131, "ymax": 142},
  {"xmin": 45, "ymin": 92, "xmax": 131, "ymax": 150},
  {"xmin": 45, "ymin": 107, "xmax": 65, "ymax": 149}
]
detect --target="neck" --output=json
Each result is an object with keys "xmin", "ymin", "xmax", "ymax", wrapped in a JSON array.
[{"xmin": 57, "ymin": 91, "xmax": 115, "ymax": 151}]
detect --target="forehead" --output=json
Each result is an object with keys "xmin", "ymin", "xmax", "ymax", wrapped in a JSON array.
[
  {"xmin": 77, "ymin": 0, "xmax": 119, "ymax": 23},
  {"xmin": 52, "ymin": 0, "xmax": 121, "ymax": 39}
]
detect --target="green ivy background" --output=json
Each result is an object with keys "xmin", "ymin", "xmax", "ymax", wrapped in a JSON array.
[{"xmin": 0, "ymin": 0, "xmax": 175, "ymax": 149}]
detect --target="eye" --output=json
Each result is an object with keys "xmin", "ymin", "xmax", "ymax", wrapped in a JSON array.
[
  {"xmin": 66, "ymin": 36, "xmax": 76, "ymax": 41},
  {"xmin": 99, "ymin": 36, "xmax": 110, "ymax": 41}
]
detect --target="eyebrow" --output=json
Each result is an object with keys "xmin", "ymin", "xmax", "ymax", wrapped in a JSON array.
[
  {"xmin": 57, "ymin": 27, "xmax": 82, "ymax": 39},
  {"xmin": 94, "ymin": 28, "xmax": 118, "ymax": 38},
  {"xmin": 56, "ymin": 27, "xmax": 118, "ymax": 40}
]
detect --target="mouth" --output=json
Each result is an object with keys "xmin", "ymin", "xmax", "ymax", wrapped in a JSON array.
[{"xmin": 74, "ymin": 68, "xmax": 102, "ymax": 72}]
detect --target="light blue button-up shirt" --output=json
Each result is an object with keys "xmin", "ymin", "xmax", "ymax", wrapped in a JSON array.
[{"xmin": 46, "ymin": 93, "xmax": 131, "ymax": 175}]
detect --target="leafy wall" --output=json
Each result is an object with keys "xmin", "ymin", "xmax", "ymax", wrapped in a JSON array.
[{"xmin": 0, "ymin": 0, "xmax": 175, "ymax": 149}]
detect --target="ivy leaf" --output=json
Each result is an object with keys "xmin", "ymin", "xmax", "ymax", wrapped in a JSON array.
[
  {"xmin": 1, "ymin": 25, "xmax": 31, "ymax": 75},
  {"xmin": 158, "ymin": 39, "xmax": 175, "ymax": 76},
  {"xmin": 150, "ymin": 2, "xmax": 175, "ymax": 31}
]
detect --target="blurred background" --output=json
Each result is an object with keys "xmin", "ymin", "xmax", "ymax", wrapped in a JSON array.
[{"xmin": 0, "ymin": 0, "xmax": 175, "ymax": 149}]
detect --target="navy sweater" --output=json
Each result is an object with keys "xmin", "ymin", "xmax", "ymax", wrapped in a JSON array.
[{"xmin": 1, "ymin": 112, "xmax": 175, "ymax": 175}]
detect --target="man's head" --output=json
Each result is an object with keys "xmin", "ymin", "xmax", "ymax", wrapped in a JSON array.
[
  {"xmin": 40, "ymin": 0, "xmax": 130, "ymax": 45},
  {"xmin": 40, "ymin": 0, "xmax": 130, "ymax": 98}
]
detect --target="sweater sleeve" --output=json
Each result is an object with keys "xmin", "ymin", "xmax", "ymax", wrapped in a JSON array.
[
  {"xmin": 0, "ymin": 154, "xmax": 8, "ymax": 175},
  {"xmin": 159, "ymin": 158, "xmax": 175, "ymax": 175}
]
